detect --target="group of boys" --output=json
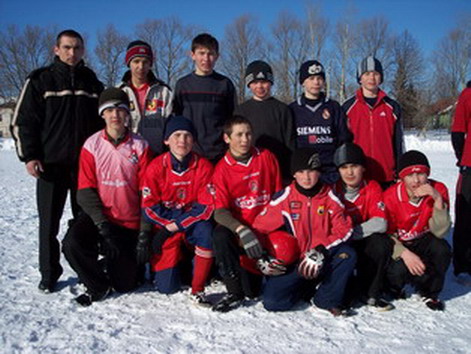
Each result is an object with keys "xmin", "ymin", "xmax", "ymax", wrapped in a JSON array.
[{"xmin": 11, "ymin": 28, "xmax": 461, "ymax": 315}]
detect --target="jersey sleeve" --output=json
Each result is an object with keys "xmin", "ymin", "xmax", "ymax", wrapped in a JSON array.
[
  {"xmin": 267, "ymin": 150, "xmax": 283, "ymax": 194},
  {"xmin": 212, "ymin": 164, "xmax": 232, "ymax": 210},
  {"xmin": 253, "ymin": 191, "xmax": 287, "ymax": 234},
  {"xmin": 141, "ymin": 160, "xmax": 174, "ymax": 227},
  {"xmin": 323, "ymin": 191, "xmax": 353, "ymax": 249},
  {"xmin": 365, "ymin": 181, "xmax": 387, "ymax": 220},
  {"xmin": 452, "ymin": 89, "xmax": 471, "ymax": 133},
  {"xmin": 78, "ymin": 146, "xmax": 98, "ymax": 190}
]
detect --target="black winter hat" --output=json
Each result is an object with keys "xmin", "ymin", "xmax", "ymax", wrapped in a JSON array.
[
  {"xmin": 245, "ymin": 60, "xmax": 274, "ymax": 87},
  {"xmin": 397, "ymin": 150, "xmax": 430, "ymax": 179},
  {"xmin": 357, "ymin": 56, "xmax": 383, "ymax": 84},
  {"xmin": 291, "ymin": 148, "xmax": 321, "ymax": 174},
  {"xmin": 334, "ymin": 143, "xmax": 365, "ymax": 168},
  {"xmin": 299, "ymin": 60, "xmax": 325, "ymax": 85},
  {"xmin": 164, "ymin": 115, "xmax": 197, "ymax": 141},
  {"xmin": 98, "ymin": 88, "xmax": 130, "ymax": 116}
]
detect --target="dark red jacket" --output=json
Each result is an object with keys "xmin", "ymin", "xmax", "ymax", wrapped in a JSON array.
[{"xmin": 343, "ymin": 89, "xmax": 403, "ymax": 182}]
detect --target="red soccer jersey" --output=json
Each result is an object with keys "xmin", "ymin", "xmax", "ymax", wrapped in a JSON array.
[
  {"xmin": 253, "ymin": 182, "xmax": 352, "ymax": 252},
  {"xmin": 451, "ymin": 87, "xmax": 471, "ymax": 167},
  {"xmin": 333, "ymin": 179, "xmax": 386, "ymax": 226},
  {"xmin": 78, "ymin": 130, "xmax": 152, "ymax": 230},
  {"xmin": 212, "ymin": 147, "xmax": 282, "ymax": 225},
  {"xmin": 383, "ymin": 179, "xmax": 449, "ymax": 242},
  {"xmin": 141, "ymin": 152, "xmax": 214, "ymax": 231}
]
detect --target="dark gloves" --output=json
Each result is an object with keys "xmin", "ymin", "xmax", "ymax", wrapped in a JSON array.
[
  {"xmin": 256, "ymin": 255, "xmax": 287, "ymax": 276},
  {"xmin": 151, "ymin": 228, "xmax": 172, "ymax": 255},
  {"xmin": 136, "ymin": 230, "xmax": 152, "ymax": 264},
  {"xmin": 236, "ymin": 226, "xmax": 263, "ymax": 259},
  {"xmin": 96, "ymin": 222, "xmax": 120, "ymax": 260},
  {"xmin": 298, "ymin": 245, "xmax": 328, "ymax": 279}
]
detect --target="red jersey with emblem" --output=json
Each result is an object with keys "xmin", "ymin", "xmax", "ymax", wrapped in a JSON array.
[
  {"xmin": 383, "ymin": 179, "xmax": 449, "ymax": 242},
  {"xmin": 78, "ymin": 130, "xmax": 152, "ymax": 230},
  {"xmin": 212, "ymin": 147, "xmax": 282, "ymax": 225},
  {"xmin": 253, "ymin": 182, "xmax": 352, "ymax": 252},
  {"xmin": 333, "ymin": 179, "xmax": 386, "ymax": 226},
  {"xmin": 451, "ymin": 87, "xmax": 471, "ymax": 167},
  {"xmin": 141, "ymin": 152, "xmax": 214, "ymax": 231}
]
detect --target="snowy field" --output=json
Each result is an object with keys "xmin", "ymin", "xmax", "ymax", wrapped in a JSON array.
[{"xmin": 0, "ymin": 133, "xmax": 470, "ymax": 354}]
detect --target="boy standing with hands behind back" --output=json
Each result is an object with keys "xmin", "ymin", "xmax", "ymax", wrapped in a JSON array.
[{"xmin": 173, "ymin": 33, "xmax": 236, "ymax": 163}]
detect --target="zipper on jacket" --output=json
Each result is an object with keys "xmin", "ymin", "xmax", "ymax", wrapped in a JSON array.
[{"xmin": 307, "ymin": 197, "xmax": 312, "ymax": 249}]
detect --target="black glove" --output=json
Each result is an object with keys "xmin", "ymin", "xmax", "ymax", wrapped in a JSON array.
[
  {"xmin": 136, "ymin": 230, "xmax": 152, "ymax": 264},
  {"xmin": 298, "ymin": 245, "xmax": 327, "ymax": 279},
  {"xmin": 151, "ymin": 228, "xmax": 172, "ymax": 254},
  {"xmin": 256, "ymin": 255, "xmax": 287, "ymax": 276},
  {"xmin": 236, "ymin": 226, "xmax": 263, "ymax": 259},
  {"xmin": 96, "ymin": 222, "xmax": 120, "ymax": 260}
]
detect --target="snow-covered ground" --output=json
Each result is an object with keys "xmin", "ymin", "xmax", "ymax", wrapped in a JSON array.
[{"xmin": 0, "ymin": 133, "xmax": 470, "ymax": 353}]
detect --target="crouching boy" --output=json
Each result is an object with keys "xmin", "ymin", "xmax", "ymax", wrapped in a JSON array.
[
  {"xmin": 253, "ymin": 149, "xmax": 356, "ymax": 317},
  {"xmin": 384, "ymin": 150, "xmax": 452, "ymax": 311},
  {"xmin": 63, "ymin": 88, "xmax": 152, "ymax": 306},
  {"xmin": 138, "ymin": 116, "xmax": 215, "ymax": 305},
  {"xmin": 333, "ymin": 143, "xmax": 394, "ymax": 311},
  {"xmin": 211, "ymin": 116, "xmax": 282, "ymax": 312}
]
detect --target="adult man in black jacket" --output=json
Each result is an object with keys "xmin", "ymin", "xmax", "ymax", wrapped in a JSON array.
[{"xmin": 11, "ymin": 29, "xmax": 104, "ymax": 293}]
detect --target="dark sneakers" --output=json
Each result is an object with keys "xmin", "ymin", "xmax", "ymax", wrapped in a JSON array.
[
  {"xmin": 366, "ymin": 297, "xmax": 395, "ymax": 312},
  {"xmin": 212, "ymin": 293, "xmax": 244, "ymax": 313},
  {"xmin": 75, "ymin": 288, "xmax": 111, "ymax": 307},
  {"xmin": 38, "ymin": 280, "xmax": 56, "ymax": 294},
  {"xmin": 422, "ymin": 297, "xmax": 445, "ymax": 311}
]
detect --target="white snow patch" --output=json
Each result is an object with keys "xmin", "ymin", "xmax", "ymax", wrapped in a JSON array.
[{"xmin": 1, "ymin": 134, "xmax": 470, "ymax": 353}]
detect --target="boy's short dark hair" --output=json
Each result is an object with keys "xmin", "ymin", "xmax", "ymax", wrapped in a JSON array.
[
  {"xmin": 56, "ymin": 29, "xmax": 84, "ymax": 46},
  {"xmin": 223, "ymin": 115, "xmax": 253, "ymax": 137},
  {"xmin": 191, "ymin": 33, "xmax": 219, "ymax": 53}
]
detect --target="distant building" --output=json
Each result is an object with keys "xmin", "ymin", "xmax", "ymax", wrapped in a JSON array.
[{"xmin": 0, "ymin": 102, "xmax": 15, "ymax": 138}]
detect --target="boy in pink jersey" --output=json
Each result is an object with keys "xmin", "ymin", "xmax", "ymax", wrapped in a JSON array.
[
  {"xmin": 211, "ymin": 116, "xmax": 282, "ymax": 312},
  {"xmin": 63, "ymin": 88, "xmax": 152, "ymax": 306},
  {"xmin": 138, "ymin": 115, "xmax": 215, "ymax": 306},
  {"xmin": 383, "ymin": 150, "xmax": 451, "ymax": 311}
]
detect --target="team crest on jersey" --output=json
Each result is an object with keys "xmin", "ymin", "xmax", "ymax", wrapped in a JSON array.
[
  {"xmin": 142, "ymin": 187, "xmax": 151, "ymax": 198},
  {"xmin": 146, "ymin": 99, "xmax": 165, "ymax": 112},
  {"xmin": 249, "ymin": 180, "xmax": 259, "ymax": 192},
  {"xmin": 377, "ymin": 201, "xmax": 385, "ymax": 211},
  {"xmin": 290, "ymin": 201, "xmax": 302, "ymax": 209},
  {"xmin": 317, "ymin": 205, "xmax": 325, "ymax": 215},
  {"xmin": 129, "ymin": 101, "xmax": 136, "ymax": 112},
  {"xmin": 322, "ymin": 108, "xmax": 331, "ymax": 120},
  {"xmin": 128, "ymin": 151, "xmax": 139, "ymax": 164},
  {"xmin": 176, "ymin": 187, "xmax": 186, "ymax": 200},
  {"xmin": 380, "ymin": 111, "xmax": 386, "ymax": 117},
  {"xmin": 291, "ymin": 213, "xmax": 300, "ymax": 220}
]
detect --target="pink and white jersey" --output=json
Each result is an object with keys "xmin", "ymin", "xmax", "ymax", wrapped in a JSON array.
[{"xmin": 78, "ymin": 130, "xmax": 152, "ymax": 229}]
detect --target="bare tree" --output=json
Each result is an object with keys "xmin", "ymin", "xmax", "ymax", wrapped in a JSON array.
[
  {"xmin": 331, "ymin": 14, "xmax": 357, "ymax": 103},
  {"xmin": 220, "ymin": 14, "xmax": 266, "ymax": 103},
  {"xmin": 431, "ymin": 24, "xmax": 471, "ymax": 99},
  {"xmin": 391, "ymin": 30, "xmax": 424, "ymax": 128},
  {"xmin": 305, "ymin": 0, "xmax": 329, "ymax": 60},
  {"xmin": 135, "ymin": 17, "xmax": 197, "ymax": 87},
  {"xmin": 271, "ymin": 11, "xmax": 309, "ymax": 103},
  {"xmin": 354, "ymin": 16, "xmax": 394, "ymax": 72},
  {"xmin": 0, "ymin": 25, "xmax": 56, "ymax": 100},
  {"xmin": 94, "ymin": 24, "xmax": 128, "ymax": 87}
]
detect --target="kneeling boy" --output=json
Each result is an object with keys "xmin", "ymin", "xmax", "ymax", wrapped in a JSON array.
[
  {"xmin": 139, "ymin": 116, "xmax": 215, "ymax": 305},
  {"xmin": 384, "ymin": 150, "xmax": 452, "ymax": 311},
  {"xmin": 253, "ymin": 149, "xmax": 356, "ymax": 316}
]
